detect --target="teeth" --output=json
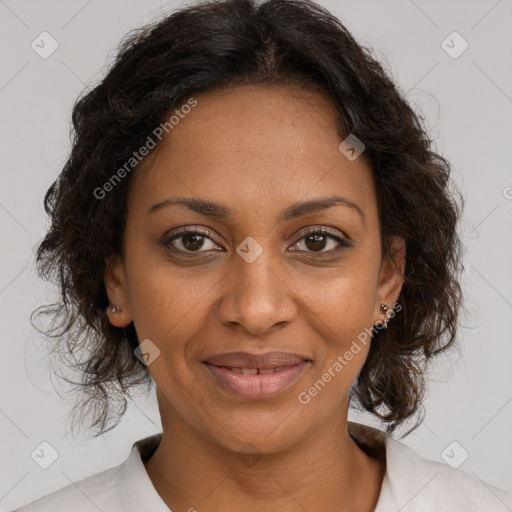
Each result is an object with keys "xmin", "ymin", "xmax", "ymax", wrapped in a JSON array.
[
  {"xmin": 226, "ymin": 367, "xmax": 284, "ymax": 374},
  {"xmin": 241, "ymin": 368, "xmax": 258, "ymax": 375}
]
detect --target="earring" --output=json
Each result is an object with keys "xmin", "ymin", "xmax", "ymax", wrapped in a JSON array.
[
  {"xmin": 107, "ymin": 306, "xmax": 123, "ymax": 315},
  {"xmin": 379, "ymin": 303, "xmax": 389, "ymax": 328}
]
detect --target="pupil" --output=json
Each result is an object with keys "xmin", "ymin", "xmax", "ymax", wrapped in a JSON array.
[
  {"xmin": 183, "ymin": 233, "xmax": 204, "ymax": 251},
  {"xmin": 306, "ymin": 234, "xmax": 326, "ymax": 252}
]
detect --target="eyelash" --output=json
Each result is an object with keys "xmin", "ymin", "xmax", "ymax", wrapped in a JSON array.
[{"xmin": 162, "ymin": 227, "xmax": 351, "ymax": 258}]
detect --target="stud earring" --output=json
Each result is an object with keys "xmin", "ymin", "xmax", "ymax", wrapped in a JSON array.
[
  {"xmin": 379, "ymin": 303, "xmax": 390, "ymax": 328},
  {"xmin": 107, "ymin": 306, "xmax": 123, "ymax": 315}
]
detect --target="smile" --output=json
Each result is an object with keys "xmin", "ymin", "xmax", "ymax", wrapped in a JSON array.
[{"xmin": 203, "ymin": 361, "xmax": 311, "ymax": 400}]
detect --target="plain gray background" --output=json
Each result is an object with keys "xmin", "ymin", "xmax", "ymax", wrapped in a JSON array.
[{"xmin": 0, "ymin": 0, "xmax": 511, "ymax": 509}]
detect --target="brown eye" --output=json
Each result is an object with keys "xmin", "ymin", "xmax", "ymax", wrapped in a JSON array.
[
  {"xmin": 180, "ymin": 232, "xmax": 207, "ymax": 251},
  {"xmin": 304, "ymin": 233, "xmax": 330, "ymax": 252},
  {"xmin": 290, "ymin": 228, "xmax": 350, "ymax": 255},
  {"xmin": 164, "ymin": 228, "xmax": 221, "ymax": 253}
]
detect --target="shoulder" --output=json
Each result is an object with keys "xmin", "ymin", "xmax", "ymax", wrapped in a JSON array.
[
  {"xmin": 10, "ymin": 433, "xmax": 164, "ymax": 512},
  {"xmin": 349, "ymin": 422, "xmax": 512, "ymax": 511},
  {"xmin": 10, "ymin": 464, "xmax": 122, "ymax": 512},
  {"xmin": 385, "ymin": 432, "xmax": 512, "ymax": 511}
]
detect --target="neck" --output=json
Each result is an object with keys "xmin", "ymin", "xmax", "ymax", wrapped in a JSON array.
[{"xmin": 144, "ymin": 404, "xmax": 385, "ymax": 511}]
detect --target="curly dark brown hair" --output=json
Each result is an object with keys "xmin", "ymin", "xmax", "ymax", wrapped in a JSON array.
[{"xmin": 32, "ymin": 0, "xmax": 463, "ymax": 437}]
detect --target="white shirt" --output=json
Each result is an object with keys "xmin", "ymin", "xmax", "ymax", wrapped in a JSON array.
[{"xmin": 11, "ymin": 422, "xmax": 512, "ymax": 511}]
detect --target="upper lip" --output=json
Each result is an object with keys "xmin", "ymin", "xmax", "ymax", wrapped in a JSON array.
[{"xmin": 203, "ymin": 351, "xmax": 310, "ymax": 370}]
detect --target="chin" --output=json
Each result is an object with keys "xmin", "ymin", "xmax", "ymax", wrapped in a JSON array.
[{"xmin": 201, "ymin": 408, "xmax": 312, "ymax": 455}]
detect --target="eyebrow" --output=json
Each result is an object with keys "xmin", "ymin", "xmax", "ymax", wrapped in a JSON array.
[{"xmin": 147, "ymin": 194, "xmax": 365, "ymax": 223}]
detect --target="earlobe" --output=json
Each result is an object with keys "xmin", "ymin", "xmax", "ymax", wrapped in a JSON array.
[{"xmin": 103, "ymin": 254, "xmax": 132, "ymax": 327}]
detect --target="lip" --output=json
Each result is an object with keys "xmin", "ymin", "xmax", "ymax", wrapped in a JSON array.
[
  {"xmin": 203, "ymin": 351, "xmax": 310, "ymax": 370},
  {"xmin": 203, "ymin": 351, "xmax": 312, "ymax": 400}
]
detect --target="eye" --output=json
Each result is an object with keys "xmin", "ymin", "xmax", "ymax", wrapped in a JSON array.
[
  {"xmin": 163, "ymin": 228, "xmax": 222, "ymax": 254},
  {"xmin": 290, "ymin": 228, "xmax": 350, "ymax": 255},
  {"xmin": 162, "ymin": 226, "xmax": 351, "ymax": 257}
]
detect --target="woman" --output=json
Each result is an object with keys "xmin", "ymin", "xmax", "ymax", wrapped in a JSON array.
[{"xmin": 14, "ymin": 0, "xmax": 512, "ymax": 510}]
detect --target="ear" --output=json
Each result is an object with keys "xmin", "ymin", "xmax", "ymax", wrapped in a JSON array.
[
  {"xmin": 103, "ymin": 254, "xmax": 133, "ymax": 328},
  {"xmin": 374, "ymin": 236, "xmax": 406, "ymax": 324}
]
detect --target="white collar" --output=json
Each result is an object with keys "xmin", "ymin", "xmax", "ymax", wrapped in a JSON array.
[{"xmin": 117, "ymin": 422, "xmax": 512, "ymax": 511}]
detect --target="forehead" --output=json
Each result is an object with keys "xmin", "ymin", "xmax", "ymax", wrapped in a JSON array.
[{"xmin": 129, "ymin": 84, "xmax": 377, "ymax": 226}]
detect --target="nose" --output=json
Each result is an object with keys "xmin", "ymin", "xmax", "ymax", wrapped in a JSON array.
[{"xmin": 215, "ymin": 245, "xmax": 297, "ymax": 336}]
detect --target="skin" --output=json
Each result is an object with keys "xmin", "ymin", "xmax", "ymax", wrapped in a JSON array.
[{"xmin": 104, "ymin": 83, "xmax": 406, "ymax": 511}]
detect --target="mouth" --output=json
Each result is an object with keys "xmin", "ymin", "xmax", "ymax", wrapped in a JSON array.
[
  {"xmin": 214, "ymin": 366, "xmax": 288, "ymax": 374},
  {"xmin": 203, "ymin": 359, "xmax": 312, "ymax": 400}
]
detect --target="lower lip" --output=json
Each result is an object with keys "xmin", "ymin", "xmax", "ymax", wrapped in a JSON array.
[{"xmin": 203, "ymin": 362, "xmax": 310, "ymax": 400}]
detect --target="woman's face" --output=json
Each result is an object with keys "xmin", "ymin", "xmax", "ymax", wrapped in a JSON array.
[{"xmin": 105, "ymin": 84, "xmax": 405, "ymax": 453}]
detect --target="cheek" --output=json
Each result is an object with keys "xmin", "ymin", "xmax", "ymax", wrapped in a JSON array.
[
  {"xmin": 123, "ymin": 243, "xmax": 212, "ymax": 351},
  {"xmin": 303, "ymin": 262, "xmax": 378, "ymax": 387},
  {"xmin": 310, "ymin": 265, "xmax": 379, "ymax": 336},
  {"xmin": 297, "ymin": 278, "xmax": 376, "ymax": 411}
]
